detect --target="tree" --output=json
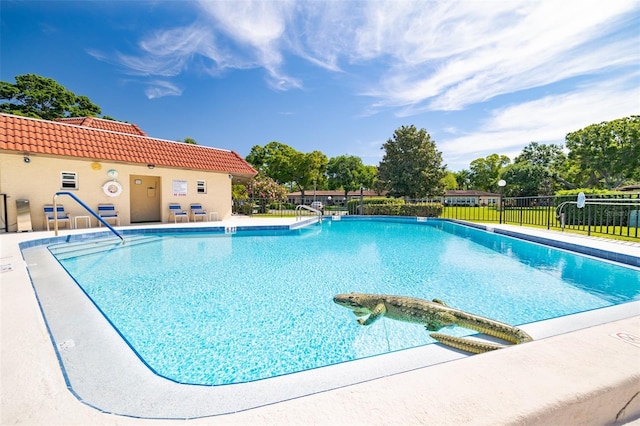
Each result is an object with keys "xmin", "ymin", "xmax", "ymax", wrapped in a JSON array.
[
  {"xmin": 501, "ymin": 163, "xmax": 551, "ymax": 197},
  {"xmin": 0, "ymin": 74, "xmax": 101, "ymax": 120},
  {"xmin": 360, "ymin": 165, "xmax": 379, "ymax": 192},
  {"xmin": 246, "ymin": 142, "xmax": 298, "ymax": 186},
  {"xmin": 565, "ymin": 116, "xmax": 640, "ymax": 189},
  {"xmin": 327, "ymin": 155, "xmax": 370, "ymax": 199},
  {"xmin": 441, "ymin": 171, "xmax": 458, "ymax": 190},
  {"xmin": 516, "ymin": 142, "xmax": 566, "ymax": 168},
  {"xmin": 291, "ymin": 150, "xmax": 328, "ymax": 201},
  {"xmin": 469, "ymin": 154, "xmax": 510, "ymax": 192},
  {"xmin": 246, "ymin": 142, "xmax": 328, "ymax": 201},
  {"xmin": 247, "ymin": 173, "xmax": 288, "ymax": 213},
  {"xmin": 180, "ymin": 137, "xmax": 198, "ymax": 145},
  {"xmin": 454, "ymin": 169, "xmax": 472, "ymax": 190},
  {"xmin": 509, "ymin": 142, "xmax": 569, "ymax": 195},
  {"xmin": 378, "ymin": 125, "xmax": 446, "ymax": 198}
]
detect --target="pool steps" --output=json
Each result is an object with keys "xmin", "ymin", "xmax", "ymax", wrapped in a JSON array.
[{"xmin": 48, "ymin": 235, "xmax": 159, "ymax": 260}]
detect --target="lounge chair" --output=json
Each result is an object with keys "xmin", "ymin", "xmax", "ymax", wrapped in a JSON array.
[
  {"xmin": 169, "ymin": 203, "xmax": 189, "ymax": 223},
  {"xmin": 190, "ymin": 204, "xmax": 207, "ymax": 222},
  {"xmin": 97, "ymin": 204, "xmax": 120, "ymax": 226},
  {"xmin": 43, "ymin": 204, "xmax": 71, "ymax": 231}
]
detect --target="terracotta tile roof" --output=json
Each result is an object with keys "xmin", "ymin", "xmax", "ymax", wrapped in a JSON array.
[
  {"xmin": 0, "ymin": 114, "xmax": 258, "ymax": 178},
  {"xmin": 55, "ymin": 116, "xmax": 147, "ymax": 136}
]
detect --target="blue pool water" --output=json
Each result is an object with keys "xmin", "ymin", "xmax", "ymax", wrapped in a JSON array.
[{"xmin": 53, "ymin": 219, "xmax": 640, "ymax": 385}]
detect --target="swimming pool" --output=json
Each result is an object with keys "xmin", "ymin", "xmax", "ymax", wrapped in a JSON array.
[{"xmin": 49, "ymin": 218, "xmax": 640, "ymax": 386}]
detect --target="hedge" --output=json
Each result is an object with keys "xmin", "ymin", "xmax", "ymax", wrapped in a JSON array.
[{"xmin": 347, "ymin": 197, "xmax": 442, "ymax": 217}]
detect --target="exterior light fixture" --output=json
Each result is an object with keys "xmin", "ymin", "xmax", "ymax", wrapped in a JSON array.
[
  {"xmin": 23, "ymin": 155, "xmax": 30, "ymax": 163},
  {"xmin": 148, "ymin": 164, "xmax": 155, "ymax": 169},
  {"xmin": 498, "ymin": 179, "xmax": 506, "ymax": 224}
]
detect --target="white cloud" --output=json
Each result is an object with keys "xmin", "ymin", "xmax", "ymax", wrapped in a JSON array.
[
  {"xmin": 438, "ymin": 72, "xmax": 640, "ymax": 170},
  {"xmin": 145, "ymin": 80, "xmax": 182, "ymax": 99},
  {"xmin": 196, "ymin": 0, "xmax": 302, "ymax": 90},
  {"xmin": 361, "ymin": 0, "xmax": 640, "ymax": 112},
  {"xmin": 98, "ymin": 0, "xmax": 639, "ymax": 111}
]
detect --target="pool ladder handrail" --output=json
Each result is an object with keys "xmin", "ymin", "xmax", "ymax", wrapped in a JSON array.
[
  {"xmin": 295, "ymin": 204, "xmax": 322, "ymax": 221},
  {"xmin": 556, "ymin": 197, "xmax": 640, "ymax": 231},
  {"xmin": 53, "ymin": 191, "xmax": 125, "ymax": 244}
]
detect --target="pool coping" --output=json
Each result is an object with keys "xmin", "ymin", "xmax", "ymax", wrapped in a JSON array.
[{"xmin": 2, "ymin": 217, "xmax": 640, "ymax": 424}]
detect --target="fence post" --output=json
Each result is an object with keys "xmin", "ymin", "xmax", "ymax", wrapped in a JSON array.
[
  {"xmin": 546, "ymin": 200, "xmax": 551, "ymax": 230},
  {"xmin": 519, "ymin": 207, "xmax": 523, "ymax": 226}
]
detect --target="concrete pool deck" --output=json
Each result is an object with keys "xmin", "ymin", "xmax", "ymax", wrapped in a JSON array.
[{"xmin": 2, "ymin": 217, "xmax": 639, "ymax": 425}]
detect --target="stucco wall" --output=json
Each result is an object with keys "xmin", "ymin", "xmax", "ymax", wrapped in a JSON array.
[{"xmin": 0, "ymin": 152, "xmax": 232, "ymax": 232}]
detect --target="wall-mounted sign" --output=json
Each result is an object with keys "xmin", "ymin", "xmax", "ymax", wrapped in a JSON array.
[{"xmin": 172, "ymin": 180, "xmax": 188, "ymax": 196}]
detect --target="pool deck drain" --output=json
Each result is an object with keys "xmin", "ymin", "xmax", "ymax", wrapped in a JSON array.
[{"xmin": 2, "ymin": 218, "xmax": 639, "ymax": 425}]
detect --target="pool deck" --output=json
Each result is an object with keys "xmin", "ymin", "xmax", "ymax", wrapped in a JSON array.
[{"xmin": 2, "ymin": 217, "xmax": 640, "ymax": 425}]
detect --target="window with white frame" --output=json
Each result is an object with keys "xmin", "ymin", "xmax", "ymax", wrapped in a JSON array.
[
  {"xmin": 196, "ymin": 180, "xmax": 207, "ymax": 194},
  {"xmin": 60, "ymin": 171, "xmax": 78, "ymax": 190}
]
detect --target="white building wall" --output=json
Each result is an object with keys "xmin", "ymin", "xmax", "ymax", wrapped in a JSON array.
[{"xmin": 0, "ymin": 151, "xmax": 232, "ymax": 232}]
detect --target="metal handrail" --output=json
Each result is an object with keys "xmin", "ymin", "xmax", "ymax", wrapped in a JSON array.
[
  {"xmin": 556, "ymin": 198, "xmax": 640, "ymax": 232},
  {"xmin": 295, "ymin": 204, "xmax": 322, "ymax": 220},
  {"xmin": 556, "ymin": 199, "xmax": 640, "ymax": 217},
  {"xmin": 53, "ymin": 191, "xmax": 124, "ymax": 243}
]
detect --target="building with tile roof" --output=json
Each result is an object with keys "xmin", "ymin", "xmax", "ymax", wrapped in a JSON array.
[
  {"xmin": 443, "ymin": 190, "xmax": 500, "ymax": 206},
  {"xmin": 0, "ymin": 113, "xmax": 257, "ymax": 231}
]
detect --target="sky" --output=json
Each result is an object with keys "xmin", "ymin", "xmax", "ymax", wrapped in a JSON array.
[{"xmin": 2, "ymin": 0, "xmax": 639, "ymax": 171}]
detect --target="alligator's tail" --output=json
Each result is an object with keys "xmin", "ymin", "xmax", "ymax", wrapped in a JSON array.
[
  {"xmin": 429, "ymin": 333, "xmax": 504, "ymax": 354},
  {"xmin": 430, "ymin": 312, "xmax": 533, "ymax": 354}
]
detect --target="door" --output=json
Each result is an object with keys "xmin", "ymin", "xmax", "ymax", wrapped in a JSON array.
[{"xmin": 130, "ymin": 175, "xmax": 161, "ymax": 222}]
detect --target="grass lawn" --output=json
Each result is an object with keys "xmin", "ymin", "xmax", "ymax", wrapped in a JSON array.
[{"xmin": 444, "ymin": 206, "xmax": 639, "ymax": 243}]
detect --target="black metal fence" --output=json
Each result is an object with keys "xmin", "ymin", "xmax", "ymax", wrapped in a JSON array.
[
  {"xmin": 235, "ymin": 193, "xmax": 640, "ymax": 240},
  {"xmin": 451, "ymin": 194, "xmax": 639, "ymax": 239}
]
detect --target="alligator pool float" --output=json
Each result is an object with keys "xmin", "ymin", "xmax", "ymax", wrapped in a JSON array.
[{"xmin": 333, "ymin": 293, "xmax": 533, "ymax": 354}]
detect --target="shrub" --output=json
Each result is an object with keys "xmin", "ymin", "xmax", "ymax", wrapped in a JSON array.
[
  {"xmin": 348, "ymin": 197, "xmax": 442, "ymax": 217},
  {"xmin": 347, "ymin": 197, "xmax": 404, "ymax": 214},
  {"xmin": 399, "ymin": 203, "xmax": 443, "ymax": 217}
]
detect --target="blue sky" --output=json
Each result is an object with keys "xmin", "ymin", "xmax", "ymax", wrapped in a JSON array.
[{"xmin": 2, "ymin": 1, "xmax": 639, "ymax": 171}]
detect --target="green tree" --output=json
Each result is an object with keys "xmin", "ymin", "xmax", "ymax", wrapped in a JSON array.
[
  {"xmin": 0, "ymin": 74, "xmax": 101, "ymax": 120},
  {"xmin": 378, "ymin": 125, "xmax": 446, "ymax": 198},
  {"xmin": 327, "ymin": 155, "xmax": 370, "ymax": 199},
  {"xmin": 469, "ymin": 154, "xmax": 511, "ymax": 192},
  {"xmin": 454, "ymin": 169, "xmax": 472, "ymax": 190},
  {"xmin": 246, "ymin": 142, "xmax": 328, "ymax": 201},
  {"xmin": 180, "ymin": 137, "xmax": 198, "ymax": 145},
  {"xmin": 565, "ymin": 116, "xmax": 640, "ymax": 189},
  {"xmin": 441, "ymin": 171, "xmax": 458, "ymax": 190},
  {"xmin": 246, "ymin": 141, "xmax": 298, "ymax": 186},
  {"xmin": 291, "ymin": 150, "xmax": 328, "ymax": 201},
  {"xmin": 509, "ymin": 142, "xmax": 569, "ymax": 194},
  {"xmin": 360, "ymin": 165, "xmax": 379, "ymax": 192},
  {"xmin": 501, "ymin": 163, "xmax": 551, "ymax": 197}
]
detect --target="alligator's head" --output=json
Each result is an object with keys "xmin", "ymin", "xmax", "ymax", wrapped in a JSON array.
[{"xmin": 333, "ymin": 293, "xmax": 374, "ymax": 312}]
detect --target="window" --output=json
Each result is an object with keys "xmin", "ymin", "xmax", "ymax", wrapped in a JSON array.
[
  {"xmin": 196, "ymin": 180, "xmax": 206, "ymax": 194},
  {"xmin": 60, "ymin": 171, "xmax": 78, "ymax": 190}
]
